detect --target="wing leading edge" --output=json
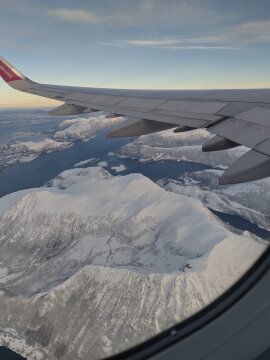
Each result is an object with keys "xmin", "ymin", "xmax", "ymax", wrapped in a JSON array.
[{"xmin": 1, "ymin": 56, "xmax": 270, "ymax": 185}]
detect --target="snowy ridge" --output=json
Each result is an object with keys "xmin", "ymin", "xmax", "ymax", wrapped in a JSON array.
[
  {"xmin": 0, "ymin": 167, "xmax": 266, "ymax": 359},
  {"xmin": 74, "ymin": 157, "xmax": 98, "ymax": 167},
  {"xmin": 159, "ymin": 169, "xmax": 270, "ymax": 230},
  {"xmin": 111, "ymin": 164, "xmax": 127, "ymax": 173},
  {"xmin": 0, "ymin": 139, "xmax": 72, "ymax": 166},
  {"xmin": 135, "ymin": 128, "xmax": 212, "ymax": 147},
  {"xmin": 0, "ymin": 234, "xmax": 264, "ymax": 360},
  {"xmin": 0, "ymin": 112, "xmax": 124, "ymax": 168},
  {"xmin": 54, "ymin": 114, "xmax": 124, "ymax": 141},
  {"xmin": 115, "ymin": 128, "xmax": 269, "ymax": 230},
  {"xmin": 116, "ymin": 129, "xmax": 248, "ymax": 168},
  {"xmin": 0, "ymin": 327, "xmax": 56, "ymax": 360}
]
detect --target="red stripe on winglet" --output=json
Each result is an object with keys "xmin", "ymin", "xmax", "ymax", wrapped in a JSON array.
[{"xmin": 0, "ymin": 60, "xmax": 21, "ymax": 82}]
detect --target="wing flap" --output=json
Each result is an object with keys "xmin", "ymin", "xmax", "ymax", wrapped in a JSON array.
[
  {"xmin": 253, "ymin": 139, "xmax": 270, "ymax": 156},
  {"xmin": 236, "ymin": 107, "xmax": 270, "ymax": 127},
  {"xmin": 208, "ymin": 117, "xmax": 270, "ymax": 149},
  {"xmin": 219, "ymin": 149, "xmax": 270, "ymax": 185}
]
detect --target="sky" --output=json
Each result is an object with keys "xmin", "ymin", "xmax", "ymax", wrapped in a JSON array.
[{"xmin": 1, "ymin": 0, "xmax": 270, "ymax": 108}]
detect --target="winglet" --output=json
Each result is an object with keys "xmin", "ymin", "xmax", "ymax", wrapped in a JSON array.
[{"xmin": 0, "ymin": 56, "xmax": 26, "ymax": 83}]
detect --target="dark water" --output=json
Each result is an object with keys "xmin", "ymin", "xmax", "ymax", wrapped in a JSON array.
[
  {"xmin": 211, "ymin": 209, "xmax": 270, "ymax": 240},
  {"xmin": 0, "ymin": 108, "xmax": 65, "ymax": 146},
  {"xmin": 0, "ymin": 347, "xmax": 25, "ymax": 360},
  {"xmin": 0, "ymin": 134, "xmax": 128, "ymax": 197},
  {"xmin": 0, "ymin": 133, "xmax": 208, "ymax": 198}
]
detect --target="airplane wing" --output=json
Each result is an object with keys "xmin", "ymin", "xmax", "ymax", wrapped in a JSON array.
[{"xmin": 1, "ymin": 56, "xmax": 270, "ymax": 185}]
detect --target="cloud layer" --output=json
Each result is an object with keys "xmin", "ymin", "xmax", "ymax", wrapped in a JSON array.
[
  {"xmin": 47, "ymin": 2, "xmax": 270, "ymax": 51},
  {"xmin": 47, "ymin": 0, "xmax": 222, "ymax": 27}
]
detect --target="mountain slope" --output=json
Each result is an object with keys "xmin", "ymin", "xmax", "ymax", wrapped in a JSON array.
[{"xmin": 0, "ymin": 167, "xmax": 266, "ymax": 359}]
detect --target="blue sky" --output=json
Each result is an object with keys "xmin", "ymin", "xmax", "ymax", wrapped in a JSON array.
[{"xmin": 1, "ymin": 0, "xmax": 270, "ymax": 107}]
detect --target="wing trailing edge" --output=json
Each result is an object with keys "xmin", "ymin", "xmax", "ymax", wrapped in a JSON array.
[{"xmin": 219, "ymin": 149, "xmax": 270, "ymax": 185}]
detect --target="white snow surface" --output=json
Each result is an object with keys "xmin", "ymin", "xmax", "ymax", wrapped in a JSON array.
[
  {"xmin": 0, "ymin": 113, "xmax": 124, "ymax": 168},
  {"xmin": 54, "ymin": 114, "xmax": 125, "ymax": 141},
  {"xmin": 159, "ymin": 169, "xmax": 270, "ymax": 230},
  {"xmin": 115, "ymin": 128, "xmax": 270, "ymax": 229},
  {"xmin": 1, "ymin": 139, "xmax": 72, "ymax": 165},
  {"xmin": 97, "ymin": 161, "xmax": 108, "ymax": 167},
  {"xmin": 111, "ymin": 164, "xmax": 127, "ymax": 173},
  {"xmin": 0, "ymin": 328, "xmax": 54, "ymax": 360},
  {"xmin": 0, "ymin": 168, "xmax": 266, "ymax": 359},
  {"xmin": 116, "ymin": 128, "xmax": 248, "ymax": 168},
  {"xmin": 0, "ymin": 166, "xmax": 265, "ymax": 292},
  {"xmin": 74, "ymin": 157, "xmax": 99, "ymax": 167}
]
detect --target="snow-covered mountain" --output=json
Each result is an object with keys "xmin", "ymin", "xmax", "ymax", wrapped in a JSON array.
[
  {"xmin": 116, "ymin": 128, "xmax": 248, "ymax": 168},
  {"xmin": 54, "ymin": 114, "xmax": 124, "ymax": 141},
  {"xmin": 0, "ymin": 167, "xmax": 266, "ymax": 360},
  {"xmin": 0, "ymin": 139, "xmax": 72, "ymax": 166},
  {"xmin": 159, "ymin": 170, "xmax": 270, "ymax": 231},
  {"xmin": 115, "ymin": 128, "xmax": 270, "ymax": 230},
  {"xmin": 0, "ymin": 112, "xmax": 124, "ymax": 168}
]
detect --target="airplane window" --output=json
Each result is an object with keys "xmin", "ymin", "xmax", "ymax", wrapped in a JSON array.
[{"xmin": 0, "ymin": 1, "xmax": 269, "ymax": 360}]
